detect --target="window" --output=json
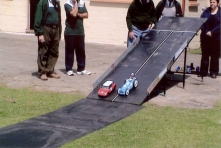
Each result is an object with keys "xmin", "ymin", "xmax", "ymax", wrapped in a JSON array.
[{"xmin": 189, "ymin": 0, "xmax": 199, "ymax": 6}]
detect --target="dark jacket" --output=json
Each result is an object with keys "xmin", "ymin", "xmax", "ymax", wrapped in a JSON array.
[
  {"xmin": 155, "ymin": 0, "xmax": 182, "ymax": 21},
  {"xmin": 200, "ymin": 6, "xmax": 220, "ymax": 42},
  {"xmin": 126, "ymin": 0, "xmax": 156, "ymax": 31},
  {"xmin": 34, "ymin": 0, "xmax": 62, "ymax": 38}
]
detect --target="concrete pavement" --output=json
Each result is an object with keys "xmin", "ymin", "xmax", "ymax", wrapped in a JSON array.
[{"xmin": 0, "ymin": 32, "xmax": 220, "ymax": 109}]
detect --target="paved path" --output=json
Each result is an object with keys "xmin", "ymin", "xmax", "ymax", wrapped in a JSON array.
[{"xmin": 0, "ymin": 32, "xmax": 220, "ymax": 109}]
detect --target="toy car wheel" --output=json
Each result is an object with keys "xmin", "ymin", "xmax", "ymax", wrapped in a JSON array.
[
  {"xmin": 133, "ymin": 80, "xmax": 138, "ymax": 88},
  {"xmin": 125, "ymin": 90, "xmax": 129, "ymax": 96},
  {"xmin": 118, "ymin": 89, "xmax": 121, "ymax": 94}
]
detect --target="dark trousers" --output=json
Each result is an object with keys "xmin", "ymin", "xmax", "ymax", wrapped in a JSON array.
[
  {"xmin": 37, "ymin": 26, "xmax": 60, "ymax": 75},
  {"xmin": 200, "ymin": 40, "xmax": 220, "ymax": 76},
  {"xmin": 64, "ymin": 35, "xmax": 86, "ymax": 72}
]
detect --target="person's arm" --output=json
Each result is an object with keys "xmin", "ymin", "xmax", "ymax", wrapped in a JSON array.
[
  {"xmin": 175, "ymin": 1, "xmax": 183, "ymax": 17},
  {"xmin": 148, "ymin": 1, "xmax": 157, "ymax": 28},
  {"xmin": 34, "ymin": 2, "xmax": 44, "ymax": 36},
  {"xmin": 210, "ymin": 26, "xmax": 220, "ymax": 37},
  {"xmin": 78, "ymin": 12, "xmax": 88, "ymax": 19},
  {"xmin": 126, "ymin": 3, "xmax": 134, "ymax": 40},
  {"xmin": 70, "ymin": 0, "xmax": 78, "ymax": 17},
  {"xmin": 34, "ymin": 1, "xmax": 45, "ymax": 43},
  {"xmin": 200, "ymin": 8, "xmax": 208, "ymax": 32},
  {"xmin": 155, "ymin": 1, "xmax": 164, "ymax": 21},
  {"xmin": 126, "ymin": 3, "xmax": 133, "ymax": 32},
  {"xmin": 78, "ymin": 3, "xmax": 88, "ymax": 19},
  {"xmin": 210, "ymin": 7, "xmax": 220, "ymax": 37}
]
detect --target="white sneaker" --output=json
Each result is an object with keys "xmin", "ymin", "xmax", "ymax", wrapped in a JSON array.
[
  {"xmin": 67, "ymin": 70, "xmax": 74, "ymax": 76},
  {"xmin": 77, "ymin": 70, "xmax": 91, "ymax": 75}
]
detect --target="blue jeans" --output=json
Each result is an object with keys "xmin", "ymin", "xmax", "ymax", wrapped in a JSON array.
[
  {"xmin": 64, "ymin": 35, "xmax": 86, "ymax": 72},
  {"xmin": 127, "ymin": 25, "xmax": 150, "ymax": 47}
]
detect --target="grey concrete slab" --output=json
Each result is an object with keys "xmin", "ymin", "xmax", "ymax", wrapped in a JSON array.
[{"xmin": 0, "ymin": 32, "xmax": 126, "ymax": 96}]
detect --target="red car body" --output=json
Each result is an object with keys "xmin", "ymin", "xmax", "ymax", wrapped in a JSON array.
[{"xmin": 98, "ymin": 80, "xmax": 116, "ymax": 97}]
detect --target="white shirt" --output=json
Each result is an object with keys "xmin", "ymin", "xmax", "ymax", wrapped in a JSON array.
[{"xmin": 162, "ymin": 7, "xmax": 176, "ymax": 17}]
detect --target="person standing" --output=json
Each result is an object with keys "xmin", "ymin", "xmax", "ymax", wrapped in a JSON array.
[
  {"xmin": 126, "ymin": 0, "xmax": 156, "ymax": 47},
  {"xmin": 155, "ymin": 0, "xmax": 183, "ymax": 21},
  {"xmin": 34, "ymin": 0, "xmax": 62, "ymax": 80},
  {"xmin": 200, "ymin": 0, "xmax": 220, "ymax": 78},
  {"xmin": 64, "ymin": 0, "xmax": 91, "ymax": 76}
]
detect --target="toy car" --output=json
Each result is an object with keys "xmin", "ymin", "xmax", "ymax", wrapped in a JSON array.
[
  {"xmin": 98, "ymin": 80, "xmax": 116, "ymax": 97},
  {"xmin": 118, "ymin": 73, "xmax": 138, "ymax": 96}
]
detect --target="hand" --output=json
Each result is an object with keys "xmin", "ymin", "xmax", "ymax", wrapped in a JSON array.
[
  {"xmin": 129, "ymin": 31, "xmax": 134, "ymax": 40},
  {"xmin": 148, "ymin": 23, "xmax": 154, "ymax": 29},
  {"xmin": 38, "ymin": 35, "xmax": 45, "ymax": 43},
  {"xmin": 206, "ymin": 31, "xmax": 212, "ymax": 37}
]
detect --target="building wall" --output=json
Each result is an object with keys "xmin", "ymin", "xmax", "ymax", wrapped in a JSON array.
[
  {"xmin": 0, "ymin": 0, "xmax": 211, "ymax": 48},
  {"xmin": 83, "ymin": 1, "xmax": 130, "ymax": 45},
  {"xmin": 0, "ymin": 0, "xmax": 29, "ymax": 32}
]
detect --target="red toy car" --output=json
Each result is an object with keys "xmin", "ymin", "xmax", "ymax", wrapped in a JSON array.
[{"xmin": 98, "ymin": 80, "xmax": 116, "ymax": 97}]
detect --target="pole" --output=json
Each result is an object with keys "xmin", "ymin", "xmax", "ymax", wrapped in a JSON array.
[{"xmin": 182, "ymin": 0, "xmax": 186, "ymax": 16}]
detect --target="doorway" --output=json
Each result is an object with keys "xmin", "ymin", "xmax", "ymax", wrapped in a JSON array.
[{"xmin": 29, "ymin": 0, "xmax": 40, "ymax": 30}]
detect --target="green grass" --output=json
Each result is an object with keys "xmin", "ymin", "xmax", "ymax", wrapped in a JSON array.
[
  {"xmin": 0, "ymin": 86, "xmax": 83, "ymax": 127},
  {"xmin": 0, "ymin": 86, "xmax": 221, "ymax": 148},
  {"xmin": 62, "ymin": 103, "xmax": 221, "ymax": 148},
  {"xmin": 188, "ymin": 48, "xmax": 202, "ymax": 55}
]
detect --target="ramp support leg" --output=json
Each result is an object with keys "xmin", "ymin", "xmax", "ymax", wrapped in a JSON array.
[
  {"xmin": 163, "ymin": 74, "xmax": 166, "ymax": 96},
  {"xmin": 182, "ymin": 47, "xmax": 187, "ymax": 88}
]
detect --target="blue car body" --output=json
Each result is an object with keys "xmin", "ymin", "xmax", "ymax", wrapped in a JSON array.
[{"xmin": 118, "ymin": 77, "xmax": 138, "ymax": 95}]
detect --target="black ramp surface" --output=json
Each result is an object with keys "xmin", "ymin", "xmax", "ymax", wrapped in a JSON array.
[
  {"xmin": 0, "ymin": 99, "xmax": 142, "ymax": 148},
  {"xmin": 154, "ymin": 16, "xmax": 206, "ymax": 31},
  {"xmin": 87, "ymin": 17, "xmax": 206, "ymax": 105},
  {"xmin": 87, "ymin": 31, "xmax": 170, "ymax": 102},
  {"xmin": 114, "ymin": 32, "xmax": 195, "ymax": 104}
]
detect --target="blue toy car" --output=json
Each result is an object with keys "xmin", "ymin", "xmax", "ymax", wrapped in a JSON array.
[{"xmin": 118, "ymin": 73, "xmax": 138, "ymax": 96}]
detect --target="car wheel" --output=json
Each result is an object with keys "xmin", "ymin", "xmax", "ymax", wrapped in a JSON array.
[
  {"xmin": 134, "ymin": 80, "xmax": 138, "ymax": 88},
  {"xmin": 125, "ymin": 90, "xmax": 129, "ymax": 96},
  {"xmin": 118, "ymin": 89, "xmax": 120, "ymax": 94}
]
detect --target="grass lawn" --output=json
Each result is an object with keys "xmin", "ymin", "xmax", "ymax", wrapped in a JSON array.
[
  {"xmin": 0, "ymin": 86, "xmax": 83, "ymax": 128},
  {"xmin": 63, "ymin": 103, "xmax": 221, "ymax": 148},
  {"xmin": 0, "ymin": 86, "xmax": 221, "ymax": 148},
  {"xmin": 187, "ymin": 48, "xmax": 202, "ymax": 55}
]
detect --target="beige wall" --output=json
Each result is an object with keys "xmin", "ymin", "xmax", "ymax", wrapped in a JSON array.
[
  {"xmin": 83, "ymin": 1, "xmax": 129, "ymax": 45},
  {"xmin": 0, "ymin": 0, "xmax": 210, "ymax": 48},
  {"xmin": 184, "ymin": 0, "xmax": 209, "ymax": 17},
  {"xmin": 0, "ymin": 0, "xmax": 29, "ymax": 32}
]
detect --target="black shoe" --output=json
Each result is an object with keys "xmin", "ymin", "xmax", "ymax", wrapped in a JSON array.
[
  {"xmin": 211, "ymin": 74, "xmax": 217, "ymax": 79},
  {"xmin": 198, "ymin": 74, "xmax": 207, "ymax": 77}
]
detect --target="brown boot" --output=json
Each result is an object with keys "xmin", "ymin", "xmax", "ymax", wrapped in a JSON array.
[
  {"xmin": 47, "ymin": 73, "xmax": 60, "ymax": 79},
  {"xmin": 40, "ymin": 74, "xmax": 48, "ymax": 81}
]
